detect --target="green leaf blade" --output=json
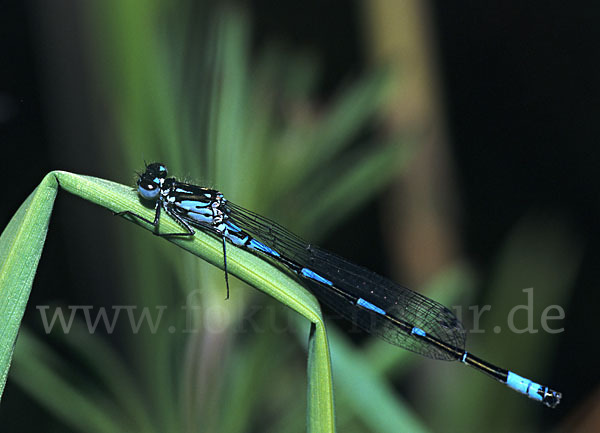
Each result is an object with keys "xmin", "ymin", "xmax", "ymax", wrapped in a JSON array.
[
  {"xmin": 0, "ymin": 173, "xmax": 59, "ymax": 397},
  {"xmin": 1, "ymin": 170, "xmax": 336, "ymax": 430}
]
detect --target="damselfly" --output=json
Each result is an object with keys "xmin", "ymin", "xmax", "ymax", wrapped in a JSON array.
[{"xmin": 116, "ymin": 162, "xmax": 562, "ymax": 408}]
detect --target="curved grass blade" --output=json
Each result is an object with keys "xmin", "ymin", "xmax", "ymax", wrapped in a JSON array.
[
  {"xmin": 0, "ymin": 170, "xmax": 336, "ymax": 432},
  {"xmin": 0, "ymin": 175, "xmax": 58, "ymax": 397}
]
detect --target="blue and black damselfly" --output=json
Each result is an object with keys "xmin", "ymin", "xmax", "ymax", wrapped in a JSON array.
[{"xmin": 116, "ymin": 162, "xmax": 562, "ymax": 408}]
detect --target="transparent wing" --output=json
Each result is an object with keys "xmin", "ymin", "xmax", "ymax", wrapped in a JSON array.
[{"xmin": 226, "ymin": 201, "xmax": 466, "ymax": 360}]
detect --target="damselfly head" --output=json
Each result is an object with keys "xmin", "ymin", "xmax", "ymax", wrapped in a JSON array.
[{"xmin": 136, "ymin": 162, "xmax": 168, "ymax": 201}]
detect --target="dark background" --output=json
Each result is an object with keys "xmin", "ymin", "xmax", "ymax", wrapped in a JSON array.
[{"xmin": 1, "ymin": 0, "xmax": 597, "ymax": 429}]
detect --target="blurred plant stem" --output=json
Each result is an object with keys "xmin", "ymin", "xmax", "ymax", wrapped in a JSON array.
[{"xmin": 362, "ymin": 0, "xmax": 461, "ymax": 287}]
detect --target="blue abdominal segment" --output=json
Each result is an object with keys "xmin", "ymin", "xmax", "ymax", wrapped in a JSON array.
[
  {"xmin": 357, "ymin": 298, "xmax": 386, "ymax": 315},
  {"xmin": 248, "ymin": 238, "xmax": 281, "ymax": 258},
  {"xmin": 226, "ymin": 221, "xmax": 243, "ymax": 233},
  {"xmin": 411, "ymin": 327, "xmax": 427, "ymax": 337},
  {"xmin": 301, "ymin": 268, "xmax": 333, "ymax": 286},
  {"xmin": 506, "ymin": 372, "xmax": 543, "ymax": 402}
]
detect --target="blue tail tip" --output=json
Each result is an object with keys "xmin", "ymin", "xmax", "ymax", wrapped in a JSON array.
[{"xmin": 506, "ymin": 371, "xmax": 562, "ymax": 408}]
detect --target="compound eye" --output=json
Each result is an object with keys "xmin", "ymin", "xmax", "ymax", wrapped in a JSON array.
[{"xmin": 138, "ymin": 182, "xmax": 160, "ymax": 200}]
